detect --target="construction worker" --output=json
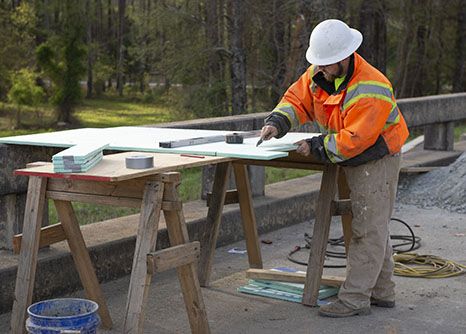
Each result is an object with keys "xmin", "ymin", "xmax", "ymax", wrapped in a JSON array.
[{"xmin": 260, "ymin": 19, "xmax": 409, "ymax": 317}]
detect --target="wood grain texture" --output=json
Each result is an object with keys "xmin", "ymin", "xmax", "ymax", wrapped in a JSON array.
[
  {"xmin": 13, "ymin": 223, "xmax": 66, "ymax": 254},
  {"xmin": 15, "ymin": 152, "xmax": 231, "ymax": 182},
  {"xmin": 123, "ymin": 181, "xmax": 164, "ymax": 334},
  {"xmin": 147, "ymin": 241, "xmax": 200, "ymax": 274},
  {"xmin": 54, "ymin": 200, "xmax": 113, "ymax": 329},
  {"xmin": 162, "ymin": 177, "xmax": 210, "ymax": 334},
  {"xmin": 10, "ymin": 176, "xmax": 47, "ymax": 334},
  {"xmin": 47, "ymin": 191, "xmax": 142, "ymax": 208},
  {"xmin": 338, "ymin": 169, "xmax": 352, "ymax": 255},
  {"xmin": 302, "ymin": 164, "xmax": 339, "ymax": 306},
  {"xmin": 198, "ymin": 162, "xmax": 231, "ymax": 286},
  {"xmin": 246, "ymin": 269, "xmax": 344, "ymax": 287},
  {"xmin": 233, "ymin": 163, "xmax": 262, "ymax": 269},
  {"xmin": 206, "ymin": 189, "xmax": 238, "ymax": 207}
]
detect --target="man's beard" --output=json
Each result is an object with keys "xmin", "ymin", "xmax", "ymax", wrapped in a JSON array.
[
  {"xmin": 323, "ymin": 72, "xmax": 337, "ymax": 82},
  {"xmin": 322, "ymin": 62, "xmax": 344, "ymax": 82}
]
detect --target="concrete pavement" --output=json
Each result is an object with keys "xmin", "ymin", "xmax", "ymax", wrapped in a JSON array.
[{"xmin": 1, "ymin": 203, "xmax": 465, "ymax": 333}]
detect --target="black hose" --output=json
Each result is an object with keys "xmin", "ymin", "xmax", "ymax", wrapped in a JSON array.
[{"xmin": 287, "ymin": 217, "xmax": 421, "ymax": 268}]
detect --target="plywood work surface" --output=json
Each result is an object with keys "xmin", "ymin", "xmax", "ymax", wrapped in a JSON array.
[{"xmin": 15, "ymin": 152, "xmax": 232, "ymax": 182}]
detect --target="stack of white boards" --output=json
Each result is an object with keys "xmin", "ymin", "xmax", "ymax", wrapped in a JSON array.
[{"xmin": 52, "ymin": 143, "xmax": 109, "ymax": 173}]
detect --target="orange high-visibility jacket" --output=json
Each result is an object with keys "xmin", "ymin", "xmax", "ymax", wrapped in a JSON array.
[{"xmin": 267, "ymin": 53, "xmax": 409, "ymax": 165}]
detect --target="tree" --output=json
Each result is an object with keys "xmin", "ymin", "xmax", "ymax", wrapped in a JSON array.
[
  {"xmin": 452, "ymin": 0, "xmax": 465, "ymax": 92},
  {"xmin": 357, "ymin": 0, "xmax": 387, "ymax": 73},
  {"xmin": 228, "ymin": 0, "xmax": 247, "ymax": 115},
  {"xmin": 36, "ymin": 2, "xmax": 86, "ymax": 124},
  {"xmin": 1, "ymin": 0, "xmax": 465, "ymax": 121},
  {"xmin": 269, "ymin": 1, "xmax": 287, "ymax": 104},
  {"xmin": 0, "ymin": 2, "xmax": 36, "ymax": 98},
  {"xmin": 116, "ymin": 0, "xmax": 126, "ymax": 96},
  {"xmin": 205, "ymin": 0, "xmax": 227, "ymax": 114},
  {"xmin": 86, "ymin": 0, "xmax": 94, "ymax": 98},
  {"xmin": 7, "ymin": 68, "xmax": 45, "ymax": 128}
]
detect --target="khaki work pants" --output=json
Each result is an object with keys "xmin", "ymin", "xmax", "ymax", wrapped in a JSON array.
[{"xmin": 338, "ymin": 153, "xmax": 401, "ymax": 309}]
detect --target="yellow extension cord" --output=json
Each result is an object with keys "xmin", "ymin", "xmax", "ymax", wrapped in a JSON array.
[{"xmin": 393, "ymin": 252, "xmax": 466, "ymax": 278}]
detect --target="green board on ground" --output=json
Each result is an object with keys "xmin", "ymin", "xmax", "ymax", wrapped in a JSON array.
[{"xmin": 238, "ymin": 279, "xmax": 338, "ymax": 305}]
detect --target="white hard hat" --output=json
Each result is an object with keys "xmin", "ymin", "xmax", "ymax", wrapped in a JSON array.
[{"xmin": 306, "ymin": 19, "xmax": 363, "ymax": 66}]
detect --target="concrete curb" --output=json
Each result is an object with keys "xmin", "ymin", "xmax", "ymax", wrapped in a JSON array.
[{"xmin": 0, "ymin": 174, "xmax": 322, "ymax": 314}]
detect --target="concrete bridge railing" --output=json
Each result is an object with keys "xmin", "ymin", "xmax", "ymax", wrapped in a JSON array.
[{"xmin": 0, "ymin": 92, "xmax": 465, "ymax": 250}]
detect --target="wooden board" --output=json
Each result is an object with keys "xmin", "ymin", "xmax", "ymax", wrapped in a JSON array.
[
  {"xmin": 15, "ymin": 152, "xmax": 232, "ymax": 182},
  {"xmin": 10, "ymin": 177, "xmax": 47, "ymax": 333},
  {"xmin": 246, "ymin": 269, "xmax": 344, "ymax": 287}
]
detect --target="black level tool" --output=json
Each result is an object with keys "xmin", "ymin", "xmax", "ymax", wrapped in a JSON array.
[{"xmin": 159, "ymin": 130, "xmax": 260, "ymax": 148}]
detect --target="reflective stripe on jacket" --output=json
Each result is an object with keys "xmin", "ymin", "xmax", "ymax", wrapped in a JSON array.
[{"xmin": 268, "ymin": 53, "xmax": 409, "ymax": 164}]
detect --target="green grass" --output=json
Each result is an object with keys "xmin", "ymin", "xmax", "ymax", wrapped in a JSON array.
[
  {"xmin": 0, "ymin": 102, "xmax": 56, "ymax": 137},
  {"xmin": 0, "ymin": 96, "xmax": 181, "ymax": 137},
  {"xmin": 48, "ymin": 201, "xmax": 140, "ymax": 226},
  {"xmin": 454, "ymin": 120, "xmax": 466, "ymax": 140},
  {"xmin": 74, "ymin": 98, "xmax": 180, "ymax": 128},
  {"xmin": 265, "ymin": 167, "xmax": 316, "ymax": 184}
]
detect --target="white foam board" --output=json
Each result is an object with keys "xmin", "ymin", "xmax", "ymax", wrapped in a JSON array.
[{"xmin": 0, "ymin": 127, "xmax": 321, "ymax": 161}]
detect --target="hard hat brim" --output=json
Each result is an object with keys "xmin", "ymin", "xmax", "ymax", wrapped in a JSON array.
[{"xmin": 305, "ymin": 28, "xmax": 363, "ymax": 66}]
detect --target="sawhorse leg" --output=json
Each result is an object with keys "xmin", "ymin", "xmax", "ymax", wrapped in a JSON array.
[
  {"xmin": 198, "ymin": 162, "xmax": 231, "ymax": 286},
  {"xmin": 302, "ymin": 164, "xmax": 340, "ymax": 306},
  {"xmin": 198, "ymin": 162, "xmax": 262, "ymax": 286},
  {"xmin": 124, "ymin": 180, "xmax": 165, "ymax": 333},
  {"xmin": 338, "ymin": 169, "xmax": 352, "ymax": 254},
  {"xmin": 10, "ymin": 177, "xmax": 47, "ymax": 334},
  {"xmin": 54, "ymin": 200, "xmax": 113, "ymax": 328},
  {"xmin": 162, "ymin": 173, "xmax": 210, "ymax": 334},
  {"xmin": 232, "ymin": 163, "xmax": 262, "ymax": 269},
  {"xmin": 124, "ymin": 173, "xmax": 210, "ymax": 334}
]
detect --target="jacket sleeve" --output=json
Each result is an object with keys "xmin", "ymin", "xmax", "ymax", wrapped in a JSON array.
[
  {"xmin": 265, "ymin": 67, "xmax": 315, "ymax": 138},
  {"xmin": 323, "ymin": 82, "xmax": 396, "ymax": 163}
]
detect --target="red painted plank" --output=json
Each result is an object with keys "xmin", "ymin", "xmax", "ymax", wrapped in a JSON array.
[{"xmin": 14, "ymin": 170, "xmax": 112, "ymax": 182}]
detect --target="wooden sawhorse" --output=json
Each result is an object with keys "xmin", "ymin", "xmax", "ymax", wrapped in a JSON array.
[
  {"xmin": 10, "ymin": 153, "xmax": 228, "ymax": 334},
  {"xmin": 10, "ymin": 175, "xmax": 114, "ymax": 333},
  {"xmin": 123, "ymin": 172, "xmax": 209, "ymax": 333},
  {"xmin": 198, "ymin": 153, "xmax": 352, "ymax": 306}
]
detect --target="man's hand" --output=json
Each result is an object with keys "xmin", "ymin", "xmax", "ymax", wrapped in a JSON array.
[
  {"xmin": 260, "ymin": 125, "xmax": 278, "ymax": 141},
  {"xmin": 295, "ymin": 135, "xmax": 331, "ymax": 163},
  {"xmin": 295, "ymin": 139, "xmax": 311, "ymax": 156}
]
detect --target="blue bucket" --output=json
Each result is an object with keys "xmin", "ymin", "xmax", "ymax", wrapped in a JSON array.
[{"xmin": 26, "ymin": 298, "xmax": 100, "ymax": 334}]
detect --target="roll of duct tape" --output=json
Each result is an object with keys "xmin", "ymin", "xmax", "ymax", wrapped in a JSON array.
[
  {"xmin": 225, "ymin": 133, "xmax": 244, "ymax": 144},
  {"xmin": 125, "ymin": 155, "xmax": 154, "ymax": 169}
]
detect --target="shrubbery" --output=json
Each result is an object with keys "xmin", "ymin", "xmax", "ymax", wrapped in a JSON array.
[{"xmin": 7, "ymin": 68, "xmax": 45, "ymax": 128}]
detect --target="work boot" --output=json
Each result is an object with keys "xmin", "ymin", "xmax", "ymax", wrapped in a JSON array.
[
  {"xmin": 318, "ymin": 300, "xmax": 371, "ymax": 318},
  {"xmin": 370, "ymin": 297, "xmax": 395, "ymax": 308}
]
